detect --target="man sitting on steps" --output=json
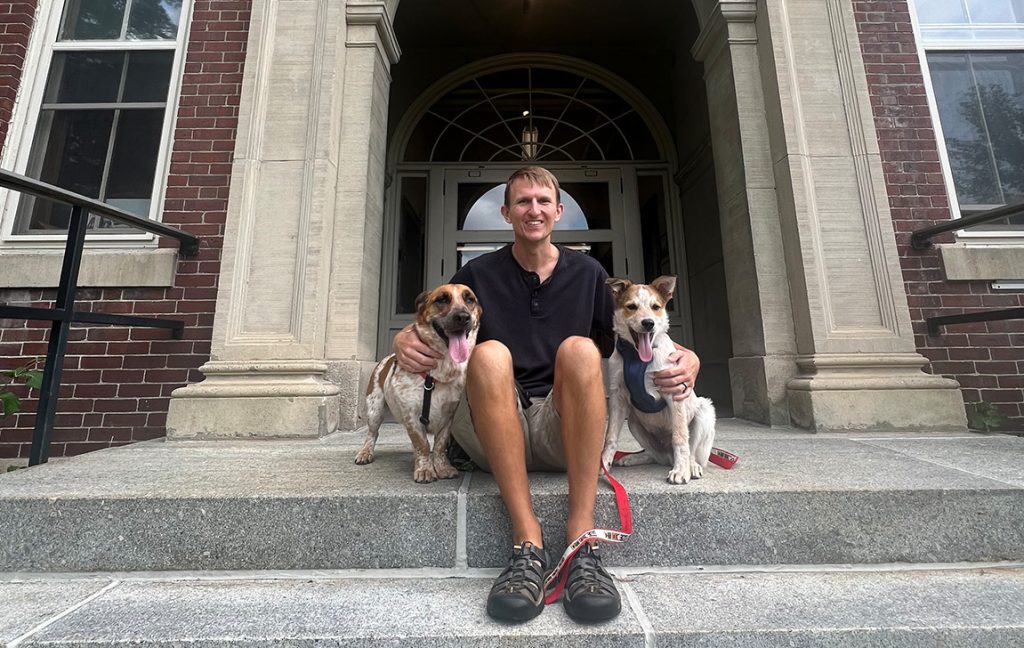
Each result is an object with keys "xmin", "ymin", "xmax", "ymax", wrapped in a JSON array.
[{"xmin": 393, "ymin": 165, "xmax": 700, "ymax": 623}]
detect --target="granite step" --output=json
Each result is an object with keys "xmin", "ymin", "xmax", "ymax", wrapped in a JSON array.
[
  {"xmin": 1, "ymin": 422, "xmax": 1023, "ymax": 572},
  {"xmin": 2, "ymin": 564, "xmax": 1022, "ymax": 646}
]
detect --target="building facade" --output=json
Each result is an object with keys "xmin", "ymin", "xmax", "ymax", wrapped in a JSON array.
[{"xmin": 1, "ymin": 0, "xmax": 1022, "ymax": 459}]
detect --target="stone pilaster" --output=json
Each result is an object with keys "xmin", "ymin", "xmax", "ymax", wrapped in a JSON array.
[
  {"xmin": 736, "ymin": 0, "xmax": 964, "ymax": 431},
  {"xmin": 324, "ymin": 2, "xmax": 401, "ymax": 431},
  {"xmin": 693, "ymin": 0, "xmax": 799, "ymax": 426},
  {"xmin": 166, "ymin": 0, "xmax": 394, "ymax": 438}
]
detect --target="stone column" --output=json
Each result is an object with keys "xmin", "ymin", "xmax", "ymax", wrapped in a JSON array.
[
  {"xmin": 693, "ymin": 0, "xmax": 799, "ymax": 426},
  {"xmin": 699, "ymin": 0, "xmax": 966, "ymax": 431},
  {"xmin": 323, "ymin": 2, "xmax": 400, "ymax": 431},
  {"xmin": 166, "ymin": 0, "xmax": 400, "ymax": 438}
]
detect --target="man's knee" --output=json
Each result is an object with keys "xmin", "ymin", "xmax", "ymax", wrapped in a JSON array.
[
  {"xmin": 556, "ymin": 336, "xmax": 601, "ymax": 368},
  {"xmin": 468, "ymin": 340, "xmax": 513, "ymax": 385}
]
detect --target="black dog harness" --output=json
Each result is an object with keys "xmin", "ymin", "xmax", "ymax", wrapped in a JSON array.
[
  {"xmin": 419, "ymin": 374, "xmax": 435, "ymax": 425},
  {"xmin": 615, "ymin": 337, "xmax": 668, "ymax": 414}
]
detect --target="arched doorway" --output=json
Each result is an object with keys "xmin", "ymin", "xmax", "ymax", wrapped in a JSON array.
[{"xmin": 378, "ymin": 57, "xmax": 692, "ymax": 359}]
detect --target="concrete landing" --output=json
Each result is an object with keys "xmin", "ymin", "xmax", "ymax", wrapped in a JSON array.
[
  {"xmin": 1, "ymin": 421, "xmax": 1022, "ymax": 572},
  {"xmin": 1, "ymin": 565, "xmax": 1022, "ymax": 646}
]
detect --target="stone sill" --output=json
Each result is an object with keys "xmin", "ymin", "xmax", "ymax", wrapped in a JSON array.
[
  {"xmin": 0, "ymin": 248, "xmax": 178, "ymax": 289},
  {"xmin": 938, "ymin": 244, "xmax": 1024, "ymax": 281}
]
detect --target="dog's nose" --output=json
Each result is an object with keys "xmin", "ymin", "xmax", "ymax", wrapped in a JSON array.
[
  {"xmin": 641, "ymin": 319, "xmax": 655, "ymax": 332},
  {"xmin": 453, "ymin": 310, "xmax": 471, "ymax": 326}
]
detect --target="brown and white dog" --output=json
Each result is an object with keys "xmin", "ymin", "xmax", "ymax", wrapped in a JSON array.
[
  {"xmin": 356, "ymin": 284, "xmax": 481, "ymax": 483},
  {"xmin": 601, "ymin": 276, "xmax": 716, "ymax": 484}
]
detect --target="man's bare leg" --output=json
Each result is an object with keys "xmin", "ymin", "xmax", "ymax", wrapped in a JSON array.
[
  {"xmin": 552, "ymin": 336, "xmax": 606, "ymax": 543},
  {"xmin": 466, "ymin": 340, "xmax": 543, "ymax": 547}
]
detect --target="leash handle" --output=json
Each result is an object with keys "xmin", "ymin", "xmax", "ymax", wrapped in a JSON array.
[
  {"xmin": 543, "ymin": 464, "xmax": 632, "ymax": 604},
  {"xmin": 614, "ymin": 447, "xmax": 740, "ymax": 470}
]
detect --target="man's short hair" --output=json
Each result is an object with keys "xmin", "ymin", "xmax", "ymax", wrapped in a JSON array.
[{"xmin": 504, "ymin": 166, "xmax": 561, "ymax": 206}]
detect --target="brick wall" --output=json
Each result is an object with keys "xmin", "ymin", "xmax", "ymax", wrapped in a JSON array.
[
  {"xmin": 0, "ymin": 0, "xmax": 249, "ymax": 460},
  {"xmin": 854, "ymin": 0, "xmax": 1024, "ymax": 429},
  {"xmin": 0, "ymin": 0, "xmax": 35, "ymax": 153}
]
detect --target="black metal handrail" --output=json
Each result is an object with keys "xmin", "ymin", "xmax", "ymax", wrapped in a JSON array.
[
  {"xmin": 0, "ymin": 168, "xmax": 200, "ymax": 465},
  {"xmin": 910, "ymin": 200, "xmax": 1024, "ymax": 250}
]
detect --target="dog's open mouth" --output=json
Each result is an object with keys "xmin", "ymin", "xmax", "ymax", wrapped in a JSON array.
[
  {"xmin": 630, "ymin": 329, "xmax": 654, "ymax": 363},
  {"xmin": 433, "ymin": 321, "xmax": 472, "ymax": 364}
]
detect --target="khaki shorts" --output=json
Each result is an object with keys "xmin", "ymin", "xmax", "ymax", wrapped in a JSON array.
[{"xmin": 450, "ymin": 387, "xmax": 566, "ymax": 472}]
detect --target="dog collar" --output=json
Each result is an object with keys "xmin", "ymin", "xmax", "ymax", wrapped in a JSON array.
[
  {"xmin": 419, "ymin": 373, "xmax": 435, "ymax": 425},
  {"xmin": 615, "ymin": 337, "xmax": 668, "ymax": 414}
]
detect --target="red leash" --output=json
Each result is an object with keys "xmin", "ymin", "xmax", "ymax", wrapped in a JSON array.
[
  {"xmin": 543, "ymin": 463, "xmax": 632, "ymax": 604},
  {"xmin": 542, "ymin": 446, "xmax": 740, "ymax": 604}
]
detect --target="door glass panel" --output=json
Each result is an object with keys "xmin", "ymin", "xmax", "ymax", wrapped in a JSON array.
[
  {"xmin": 638, "ymin": 174, "xmax": 671, "ymax": 280},
  {"xmin": 457, "ymin": 242, "xmax": 613, "ymax": 275},
  {"xmin": 459, "ymin": 182, "xmax": 607, "ymax": 230},
  {"xmin": 396, "ymin": 177, "xmax": 427, "ymax": 313}
]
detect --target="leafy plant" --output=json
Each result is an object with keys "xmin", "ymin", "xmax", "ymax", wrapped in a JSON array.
[
  {"xmin": 0, "ymin": 361, "xmax": 43, "ymax": 417},
  {"xmin": 968, "ymin": 401, "xmax": 1010, "ymax": 433}
]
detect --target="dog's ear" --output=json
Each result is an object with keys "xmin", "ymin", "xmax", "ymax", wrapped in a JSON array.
[
  {"xmin": 651, "ymin": 276, "xmax": 676, "ymax": 303},
  {"xmin": 414, "ymin": 290, "xmax": 430, "ymax": 314},
  {"xmin": 606, "ymin": 277, "xmax": 632, "ymax": 299}
]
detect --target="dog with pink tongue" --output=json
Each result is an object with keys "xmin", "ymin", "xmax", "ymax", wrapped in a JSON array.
[
  {"xmin": 601, "ymin": 275, "xmax": 716, "ymax": 485},
  {"xmin": 357, "ymin": 283, "xmax": 482, "ymax": 483}
]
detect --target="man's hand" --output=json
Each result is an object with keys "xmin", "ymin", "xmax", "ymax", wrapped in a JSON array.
[
  {"xmin": 393, "ymin": 325, "xmax": 443, "ymax": 374},
  {"xmin": 653, "ymin": 343, "xmax": 700, "ymax": 401}
]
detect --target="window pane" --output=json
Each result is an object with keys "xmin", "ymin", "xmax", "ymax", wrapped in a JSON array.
[
  {"xmin": 965, "ymin": 0, "xmax": 1024, "ymax": 23},
  {"xmin": 105, "ymin": 109, "xmax": 165, "ymax": 216},
  {"xmin": 127, "ymin": 0, "xmax": 182, "ymax": 40},
  {"xmin": 44, "ymin": 52, "xmax": 124, "ymax": 104},
  {"xmin": 638, "ymin": 175, "xmax": 671, "ymax": 281},
  {"xmin": 122, "ymin": 51, "xmax": 173, "ymax": 101},
  {"xmin": 59, "ymin": 0, "xmax": 127, "ymax": 40},
  {"xmin": 458, "ymin": 182, "xmax": 605, "ymax": 230},
  {"xmin": 916, "ymin": 0, "xmax": 968, "ymax": 24},
  {"xmin": 928, "ymin": 51, "xmax": 1024, "ymax": 226},
  {"xmin": 929, "ymin": 53, "xmax": 1001, "ymax": 206},
  {"xmin": 17, "ymin": 110, "xmax": 115, "ymax": 231}
]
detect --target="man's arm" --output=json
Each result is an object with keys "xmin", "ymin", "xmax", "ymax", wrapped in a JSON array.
[
  {"xmin": 392, "ymin": 325, "xmax": 443, "ymax": 374},
  {"xmin": 653, "ymin": 343, "xmax": 701, "ymax": 401}
]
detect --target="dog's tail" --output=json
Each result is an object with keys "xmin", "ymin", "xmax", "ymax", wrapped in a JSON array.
[{"xmin": 689, "ymin": 396, "xmax": 716, "ymax": 467}]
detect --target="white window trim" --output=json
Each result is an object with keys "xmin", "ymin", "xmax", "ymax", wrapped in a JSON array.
[
  {"xmin": 907, "ymin": 2, "xmax": 1024, "ymax": 245},
  {"xmin": 0, "ymin": 0, "xmax": 193, "ymax": 250}
]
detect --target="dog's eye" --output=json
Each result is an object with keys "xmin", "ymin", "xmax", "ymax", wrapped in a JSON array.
[
  {"xmin": 652, "ymin": 304, "xmax": 662, "ymax": 311},
  {"xmin": 464, "ymin": 293, "xmax": 476, "ymax": 304},
  {"xmin": 435, "ymin": 294, "xmax": 451, "ymax": 305},
  {"xmin": 627, "ymin": 303, "xmax": 638, "ymax": 311}
]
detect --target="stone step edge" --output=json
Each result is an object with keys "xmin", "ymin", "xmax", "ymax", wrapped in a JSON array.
[{"xmin": 4, "ymin": 559, "xmax": 1023, "ymax": 585}]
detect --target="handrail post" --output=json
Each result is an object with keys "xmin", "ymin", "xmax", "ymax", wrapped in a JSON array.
[{"xmin": 29, "ymin": 206, "xmax": 88, "ymax": 466}]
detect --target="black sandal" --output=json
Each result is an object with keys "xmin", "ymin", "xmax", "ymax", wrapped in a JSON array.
[
  {"xmin": 562, "ymin": 544, "xmax": 621, "ymax": 623},
  {"xmin": 486, "ymin": 542, "xmax": 549, "ymax": 622}
]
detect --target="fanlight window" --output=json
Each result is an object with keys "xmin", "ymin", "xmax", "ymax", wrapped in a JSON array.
[{"xmin": 404, "ymin": 66, "xmax": 661, "ymax": 163}]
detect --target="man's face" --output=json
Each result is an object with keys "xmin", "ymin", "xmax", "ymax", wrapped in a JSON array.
[{"xmin": 501, "ymin": 178, "xmax": 563, "ymax": 244}]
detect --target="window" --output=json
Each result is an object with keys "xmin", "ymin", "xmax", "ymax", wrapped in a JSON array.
[
  {"xmin": 2, "ymin": 0, "xmax": 189, "ymax": 239},
  {"xmin": 911, "ymin": 0, "xmax": 1024, "ymax": 233}
]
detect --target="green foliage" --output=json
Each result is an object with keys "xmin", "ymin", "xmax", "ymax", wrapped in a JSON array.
[
  {"xmin": 968, "ymin": 401, "xmax": 1010, "ymax": 433},
  {"xmin": 0, "ymin": 361, "xmax": 43, "ymax": 417}
]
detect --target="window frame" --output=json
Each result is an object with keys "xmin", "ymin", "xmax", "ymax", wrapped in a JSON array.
[{"xmin": 0, "ymin": 0, "xmax": 192, "ymax": 249}]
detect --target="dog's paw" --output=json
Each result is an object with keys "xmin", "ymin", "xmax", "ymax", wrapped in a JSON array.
[
  {"xmin": 667, "ymin": 465, "xmax": 691, "ymax": 484},
  {"xmin": 689, "ymin": 460, "xmax": 704, "ymax": 480},
  {"xmin": 432, "ymin": 456, "xmax": 459, "ymax": 480},
  {"xmin": 354, "ymin": 448, "xmax": 374, "ymax": 465},
  {"xmin": 413, "ymin": 465, "xmax": 438, "ymax": 483},
  {"xmin": 601, "ymin": 447, "xmax": 617, "ymax": 470}
]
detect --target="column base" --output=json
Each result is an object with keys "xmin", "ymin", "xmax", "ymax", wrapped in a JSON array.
[
  {"xmin": 729, "ymin": 354, "xmax": 797, "ymax": 426},
  {"xmin": 786, "ymin": 353, "xmax": 968, "ymax": 432},
  {"xmin": 166, "ymin": 361, "xmax": 341, "ymax": 439}
]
